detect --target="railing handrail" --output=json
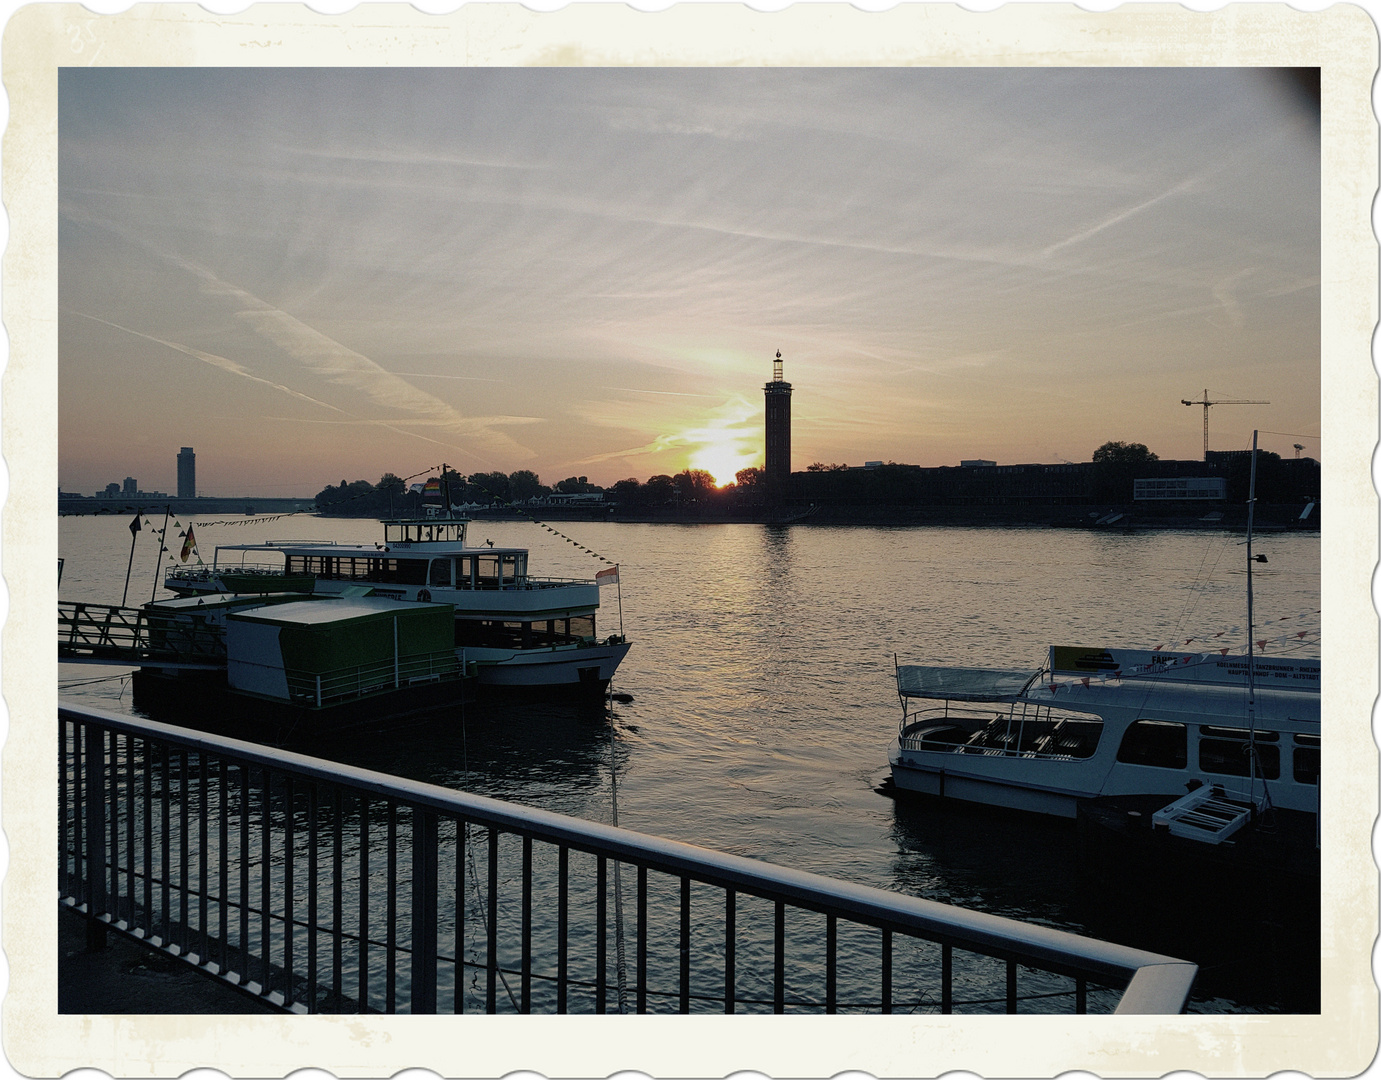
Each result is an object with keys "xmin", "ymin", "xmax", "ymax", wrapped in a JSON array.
[{"xmin": 58, "ymin": 699, "xmax": 1195, "ymax": 1010}]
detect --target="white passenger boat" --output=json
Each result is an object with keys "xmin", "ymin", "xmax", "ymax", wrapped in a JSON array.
[
  {"xmin": 891, "ymin": 431, "xmax": 1319, "ymax": 835},
  {"xmin": 164, "ymin": 514, "xmax": 630, "ymax": 694},
  {"xmin": 888, "ymin": 645, "xmax": 1320, "ymax": 823}
]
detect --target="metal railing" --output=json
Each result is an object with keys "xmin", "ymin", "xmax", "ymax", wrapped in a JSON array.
[
  {"xmin": 278, "ymin": 653, "xmax": 461, "ymax": 708},
  {"xmin": 58, "ymin": 602, "xmax": 225, "ymax": 667},
  {"xmin": 60, "ymin": 701, "xmax": 1196, "ymax": 1015}
]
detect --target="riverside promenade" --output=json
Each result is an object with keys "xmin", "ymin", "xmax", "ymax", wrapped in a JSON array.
[{"xmin": 59, "ymin": 908, "xmax": 274, "ymax": 1014}]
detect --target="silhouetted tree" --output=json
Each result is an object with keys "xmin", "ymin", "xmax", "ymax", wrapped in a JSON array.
[
  {"xmin": 509, "ymin": 470, "xmax": 548, "ymax": 501},
  {"xmin": 674, "ymin": 469, "xmax": 716, "ymax": 503},
  {"xmin": 643, "ymin": 474, "xmax": 675, "ymax": 505},
  {"xmin": 1092, "ymin": 441, "xmax": 1159, "ymax": 501},
  {"xmin": 608, "ymin": 478, "xmax": 643, "ymax": 505}
]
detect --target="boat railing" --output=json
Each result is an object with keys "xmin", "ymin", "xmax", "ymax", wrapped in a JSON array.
[
  {"xmin": 899, "ymin": 700, "xmax": 1103, "ymax": 761},
  {"xmin": 60, "ymin": 701, "xmax": 1197, "ymax": 1014},
  {"xmin": 273, "ymin": 652, "xmax": 463, "ymax": 709},
  {"xmin": 168, "ymin": 563, "xmax": 288, "ymax": 581}
]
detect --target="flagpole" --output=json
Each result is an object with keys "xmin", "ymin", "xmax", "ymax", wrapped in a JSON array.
[
  {"xmin": 150, "ymin": 504, "xmax": 170, "ymax": 605},
  {"xmin": 617, "ymin": 577, "xmax": 624, "ymax": 639},
  {"xmin": 121, "ymin": 511, "xmax": 141, "ymax": 607}
]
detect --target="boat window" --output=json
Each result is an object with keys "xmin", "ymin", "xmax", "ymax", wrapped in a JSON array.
[
  {"xmin": 476, "ymin": 555, "xmax": 501, "ymax": 588},
  {"xmin": 453, "ymin": 620, "xmax": 527, "ymax": 649},
  {"xmin": 1293, "ymin": 733, "xmax": 1320, "ymax": 747},
  {"xmin": 1200, "ymin": 725, "xmax": 1278, "ymax": 742},
  {"xmin": 1115, "ymin": 720, "xmax": 1187, "ymax": 769},
  {"xmin": 501, "ymin": 555, "xmax": 518, "ymax": 585},
  {"xmin": 429, "ymin": 559, "xmax": 452, "ymax": 587},
  {"xmin": 570, "ymin": 615, "xmax": 595, "ymax": 641},
  {"xmin": 1199, "ymin": 737, "xmax": 1280, "ymax": 780},
  {"xmin": 456, "ymin": 556, "xmax": 475, "ymax": 588},
  {"xmin": 1293, "ymin": 747, "xmax": 1320, "ymax": 785}
]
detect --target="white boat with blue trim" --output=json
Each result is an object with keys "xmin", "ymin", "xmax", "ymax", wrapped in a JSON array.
[{"xmin": 888, "ymin": 645, "xmax": 1320, "ymax": 825}]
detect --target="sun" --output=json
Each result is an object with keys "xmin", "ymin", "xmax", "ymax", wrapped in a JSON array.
[{"xmin": 689, "ymin": 443, "xmax": 759, "ymax": 487}]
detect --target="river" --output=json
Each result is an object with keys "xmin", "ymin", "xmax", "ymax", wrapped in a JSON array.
[{"xmin": 58, "ymin": 513, "xmax": 1322, "ymax": 1012}]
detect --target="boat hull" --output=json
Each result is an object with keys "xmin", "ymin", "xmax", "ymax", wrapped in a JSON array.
[
  {"xmin": 130, "ymin": 666, "xmax": 478, "ymax": 736},
  {"xmin": 464, "ymin": 641, "xmax": 632, "ymax": 692},
  {"xmin": 887, "ymin": 744, "xmax": 1091, "ymax": 818}
]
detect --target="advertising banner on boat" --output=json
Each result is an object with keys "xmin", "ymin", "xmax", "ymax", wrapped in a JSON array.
[{"xmin": 1049, "ymin": 646, "xmax": 1319, "ymax": 691}]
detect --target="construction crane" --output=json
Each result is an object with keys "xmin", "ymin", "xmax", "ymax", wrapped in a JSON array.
[{"xmin": 1180, "ymin": 389, "xmax": 1269, "ymax": 460}]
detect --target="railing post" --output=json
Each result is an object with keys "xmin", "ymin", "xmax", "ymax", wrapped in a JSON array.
[
  {"xmin": 596, "ymin": 857, "xmax": 607, "ymax": 1014},
  {"xmin": 773, "ymin": 901, "xmax": 785, "ymax": 1014},
  {"xmin": 881, "ymin": 928, "xmax": 892, "ymax": 1014},
  {"xmin": 83, "ymin": 724, "xmax": 107, "ymax": 950},
  {"xmin": 557, "ymin": 846, "xmax": 568, "ymax": 1014},
  {"xmin": 521, "ymin": 836, "xmax": 532, "ymax": 1014},
  {"xmin": 410, "ymin": 807, "xmax": 439, "ymax": 1014},
  {"xmin": 723, "ymin": 888, "xmax": 734, "ymax": 1015},
  {"xmin": 486, "ymin": 828, "xmax": 499, "ymax": 1013},
  {"xmin": 825, "ymin": 915, "xmax": 837, "ymax": 1014},
  {"xmin": 637, "ymin": 866, "xmax": 648, "ymax": 1014},
  {"xmin": 941, "ymin": 944, "xmax": 953, "ymax": 1014},
  {"xmin": 678, "ymin": 877, "xmax": 690, "ymax": 1014}
]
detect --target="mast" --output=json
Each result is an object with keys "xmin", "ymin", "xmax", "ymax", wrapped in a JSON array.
[{"xmin": 1245, "ymin": 431, "xmax": 1259, "ymax": 804}]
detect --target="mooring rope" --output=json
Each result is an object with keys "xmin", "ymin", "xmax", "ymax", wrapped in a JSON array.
[{"xmin": 458, "ymin": 698, "xmax": 520, "ymax": 1013}]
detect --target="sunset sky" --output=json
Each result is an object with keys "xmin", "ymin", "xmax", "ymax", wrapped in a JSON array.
[{"xmin": 59, "ymin": 66, "xmax": 1320, "ymax": 496}]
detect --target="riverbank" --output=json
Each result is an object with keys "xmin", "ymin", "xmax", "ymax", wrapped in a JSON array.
[{"xmin": 448, "ymin": 501, "xmax": 1319, "ymax": 531}]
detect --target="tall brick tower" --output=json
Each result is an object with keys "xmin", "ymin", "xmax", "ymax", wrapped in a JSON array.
[{"xmin": 764, "ymin": 349, "xmax": 792, "ymax": 485}]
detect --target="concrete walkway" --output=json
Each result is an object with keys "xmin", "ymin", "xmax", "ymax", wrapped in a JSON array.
[{"xmin": 58, "ymin": 908, "xmax": 277, "ymax": 1014}]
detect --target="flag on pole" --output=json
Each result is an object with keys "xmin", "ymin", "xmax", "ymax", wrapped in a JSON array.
[
  {"xmin": 180, "ymin": 526, "xmax": 197, "ymax": 563},
  {"xmin": 595, "ymin": 564, "xmax": 620, "ymax": 587},
  {"xmin": 129, "ymin": 514, "xmax": 142, "ymax": 537}
]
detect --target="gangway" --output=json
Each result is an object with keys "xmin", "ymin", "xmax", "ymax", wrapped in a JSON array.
[
  {"xmin": 58, "ymin": 601, "xmax": 225, "ymax": 669},
  {"xmin": 1151, "ymin": 784, "xmax": 1256, "ymax": 843}
]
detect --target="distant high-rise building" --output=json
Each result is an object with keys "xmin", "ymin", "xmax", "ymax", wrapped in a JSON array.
[
  {"xmin": 123, "ymin": 477, "xmax": 137, "ymax": 496},
  {"xmin": 177, "ymin": 447, "xmax": 196, "ymax": 499},
  {"xmin": 764, "ymin": 350, "xmax": 792, "ymax": 484}
]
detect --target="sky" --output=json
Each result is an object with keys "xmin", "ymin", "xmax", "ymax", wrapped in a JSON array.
[{"xmin": 58, "ymin": 66, "xmax": 1320, "ymax": 496}]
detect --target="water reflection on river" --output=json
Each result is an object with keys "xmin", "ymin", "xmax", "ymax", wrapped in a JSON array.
[{"xmin": 59, "ymin": 515, "xmax": 1322, "ymax": 1011}]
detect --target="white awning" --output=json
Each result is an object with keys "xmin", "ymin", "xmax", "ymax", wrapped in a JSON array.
[{"xmin": 895, "ymin": 665, "xmax": 1035, "ymax": 701}]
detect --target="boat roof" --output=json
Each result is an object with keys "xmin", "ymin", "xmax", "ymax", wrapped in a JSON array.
[
  {"xmin": 147, "ymin": 592, "xmax": 316, "ymax": 612},
  {"xmin": 897, "ymin": 662, "xmax": 1319, "ymax": 725},
  {"xmin": 226, "ymin": 596, "xmax": 450, "ymax": 627},
  {"xmin": 896, "ymin": 666, "xmax": 1036, "ymax": 701},
  {"xmin": 211, "ymin": 541, "xmax": 529, "ymax": 557}
]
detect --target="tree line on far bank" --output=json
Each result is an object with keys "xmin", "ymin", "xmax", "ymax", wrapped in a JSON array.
[{"xmin": 314, "ymin": 442, "xmax": 1318, "ymax": 516}]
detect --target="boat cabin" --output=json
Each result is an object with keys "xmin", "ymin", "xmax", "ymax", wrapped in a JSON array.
[
  {"xmin": 280, "ymin": 550, "xmax": 529, "ymax": 590},
  {"xmin": 382, "ymin": 518, "xmax": 468, "ymax": 547}
]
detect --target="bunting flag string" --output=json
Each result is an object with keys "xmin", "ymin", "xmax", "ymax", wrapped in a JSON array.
[
  {"xmin": 460, "ymin": 473, "xmax": 617, "ymax": 567},
  {"xmin": 1148, "ymin": 610, "xmax": 1320, "ymax": 656}
]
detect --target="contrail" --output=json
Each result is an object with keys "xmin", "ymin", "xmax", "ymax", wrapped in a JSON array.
[{"xmin": 70, "ymin": 311, "xmax": 349, "ymax": 415}]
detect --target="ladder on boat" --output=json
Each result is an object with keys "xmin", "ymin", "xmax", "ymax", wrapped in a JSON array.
[{"xmin": 1151, "ymin": 785, "xmax": 1257, "ymax": 844}]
